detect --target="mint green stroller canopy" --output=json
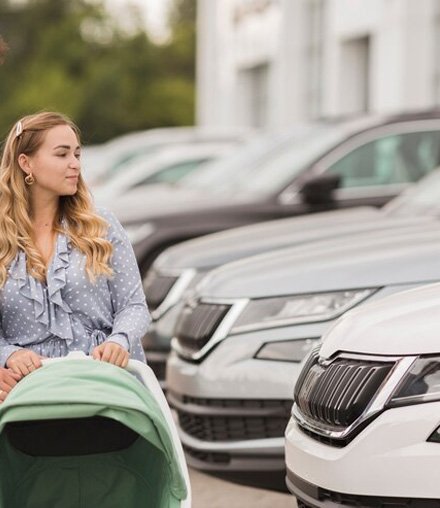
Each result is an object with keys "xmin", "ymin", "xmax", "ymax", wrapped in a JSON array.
[{"xmin": 0, "ymin": 357, "xmax": 189, "ymax": 508}]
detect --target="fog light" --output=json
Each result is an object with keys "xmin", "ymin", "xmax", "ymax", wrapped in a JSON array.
[{"xmin": 255, "ymin": 338, "xmax": 319, "ymax": 362}]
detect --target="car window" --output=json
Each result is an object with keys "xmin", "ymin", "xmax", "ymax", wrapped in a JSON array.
[
  {"xmin": 326, "ymin": 130, "xmax": 440, "ymax": 187},
  {"xmin": 180, "ymin": 125, "xmax": 346, "ymax": 196},
  {"xmin": 105, "ymin": 146, "xmax": 162, "ymax": 179},
  {"xmin": 131, "ymin": 158, "xmax": 210, "ymax": 188}
]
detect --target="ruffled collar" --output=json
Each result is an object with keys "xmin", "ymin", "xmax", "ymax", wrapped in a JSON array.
[{"xmin": 8, "ymin": 232, "xmax": 74, "ymax": 344}]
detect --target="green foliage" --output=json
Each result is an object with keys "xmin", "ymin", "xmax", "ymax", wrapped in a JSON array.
[{"xmin": 0, "ymin": 0, "xmax": 196, "ymax": 143}]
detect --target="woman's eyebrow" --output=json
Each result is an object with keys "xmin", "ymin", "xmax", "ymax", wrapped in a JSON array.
[{"xmin": 53, "ymin": 144, "xmax": 81, "ymax": 150}]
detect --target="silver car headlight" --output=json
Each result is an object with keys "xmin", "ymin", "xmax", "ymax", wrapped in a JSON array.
[
  {"xmin": 124, "ymin": 222, "xmax": 155, "ymax": 246},
  {"xmin": 388, "ymin": 356, "xmax": 440, "ymax": 407},
  {"xmin": 255, "ymin": 338, "xmax": 320, "ymax": 362},
  {"xmin": 230, "ymin": 289, "xmax": 377, "ymax": 333}
]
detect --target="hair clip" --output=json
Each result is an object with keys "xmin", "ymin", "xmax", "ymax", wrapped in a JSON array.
[{"xmin": 15, "ymin": 120, "xmax": 23, "ymax": 138}]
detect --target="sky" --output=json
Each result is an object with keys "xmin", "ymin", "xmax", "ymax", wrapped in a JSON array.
[{"xmin": 104, "ymin": 0, "xmax": 173, "ymax": 42}]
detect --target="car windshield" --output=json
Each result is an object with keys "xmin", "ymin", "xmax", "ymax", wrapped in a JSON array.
[
  {"xmin": 178, "ymin": 124, "xmax": 347, "ymax": 197},
  {"xmin": 104, "ymin": 144, "xmax": 166, "ymax": 179},
  {"xmin": 383, "ymin": 168, "xmax": 440, "ymax": 217}
]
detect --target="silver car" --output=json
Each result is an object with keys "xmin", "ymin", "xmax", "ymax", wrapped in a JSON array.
[{"xmin": 165, "ymin": 214, "xmax": 440, "ymax": 491}]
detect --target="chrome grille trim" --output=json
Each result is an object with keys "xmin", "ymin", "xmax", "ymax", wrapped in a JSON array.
[
  {"xmin": 144, "ymin": 269, "xmax": 197, "ymax": 319},
  {"xmin": 172, "ymin": 298, "xmax": 249, "ymax": 360},
  {"xmin": 292, "ymin": 353, "xmax": 417, "ymax": 441}
]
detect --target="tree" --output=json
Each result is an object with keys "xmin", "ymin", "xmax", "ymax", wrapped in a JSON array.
[
  {"xmin": 0, "ymin": 0, "xmax": 196, "ymax": 143},
  {"xmin": 0, "ymin": 35, "xmax": 8, "ymax": 63}
]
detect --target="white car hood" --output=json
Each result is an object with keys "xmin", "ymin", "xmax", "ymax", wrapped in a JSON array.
[{"xmin": 320, "ymin": 282, "xmax": 440, "ymax": 357}]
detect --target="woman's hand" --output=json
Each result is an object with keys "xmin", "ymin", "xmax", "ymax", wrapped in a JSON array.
[
  {"xmin": 0, "ymin": 368, "xmax": 22, "ymax": 402},
  {"xmin": 6, "ymin": 349, "xmax": 43, "ymax": 377},
  {"xmin": 92, "ymin": 341, "xmax": 129, "ymax": 368}
]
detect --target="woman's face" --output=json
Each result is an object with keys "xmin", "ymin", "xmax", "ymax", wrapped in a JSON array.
[{"xmin": 20, "ymin": 124, "xmax": 81, "ymax": 197}]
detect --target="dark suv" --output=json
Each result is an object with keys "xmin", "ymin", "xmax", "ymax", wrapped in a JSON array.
[{"xmin": 118, "ymin": 110, "xmax": 440, "ymax": 275}]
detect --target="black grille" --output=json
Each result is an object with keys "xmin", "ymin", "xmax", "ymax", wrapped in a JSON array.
[
  {"xmin": 170, "ymin": 393, "xmax": 292, "ymax": 442},
  {"xmin": 178, "ymin": 394, "xmax": 292, "ymax": 411},
  {"xmin": 143, "ymin": 272, "xmax": 178, "ymax": 310},
  {"xmin": 319, "ymin": 489, "xmax": 440, "ymax": 507},
  {"xmin": 294, "ymin": 351, "xmax": 394, "ymax": 429},
  {"xmin": 178, "ymin": 413, "xmax": 289, "ymax": 441},
  {"xmin": 183, "ymin": 445, "xmax": 230, "ymax": 465},
  {"xmin": 148, "ymin": 357, "xmax": 166, "ymax": 382},
  {"xmin": 175, "ymin": 302, "xmax": 232, "ymax": 354}
]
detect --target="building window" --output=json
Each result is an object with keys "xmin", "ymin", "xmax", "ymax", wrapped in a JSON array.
[
  {"xmin": 339, "ymin": 36, "xmax": 371, "ymax": 114},
  {"xmin": 433, "ymin": 3, "xmax": 440, "ymax": 104},
  {"xmin": 305, "ymin": 0, "xmax": 325, "ymax": 119},
  {"xmin": 237, "ymin": 62, "xmax": 270, "ymax": 127}
]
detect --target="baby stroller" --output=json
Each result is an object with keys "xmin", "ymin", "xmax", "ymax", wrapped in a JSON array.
[{"xmin": 0, "ymin": 352, "xmax": 191, "ymax": 508}]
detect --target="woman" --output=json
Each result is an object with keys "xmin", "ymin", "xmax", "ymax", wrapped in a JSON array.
[{"xmin": 0, "ymin": 111, "xmax": 150, "ymax": 381}]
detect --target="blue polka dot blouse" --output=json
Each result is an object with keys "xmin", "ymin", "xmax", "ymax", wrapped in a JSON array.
[{"xmin": 0, "ymin": 208, "xmax": 151, "ymax": 366}]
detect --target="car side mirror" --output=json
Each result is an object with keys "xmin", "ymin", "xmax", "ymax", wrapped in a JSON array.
[{"xmin": 299, "ymin": 173, "xmax": 341, "ymax": 205}]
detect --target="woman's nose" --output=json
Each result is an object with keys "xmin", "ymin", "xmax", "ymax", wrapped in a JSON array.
[{"xmin": 69, "ymin": 156, "xmax": 80, "ymax": 169}]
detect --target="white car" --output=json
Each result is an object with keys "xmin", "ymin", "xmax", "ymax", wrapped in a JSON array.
[
  {"xmin": 286, "ymin": 282, "xmax": 440, "ymax": 507},
  {"xmin": 92, "ymin": 142, "xmax": 234, "ymax": 210},
  {"xmin": 84, "ymin": 126, "xmax": 250, "ymax": 186}
]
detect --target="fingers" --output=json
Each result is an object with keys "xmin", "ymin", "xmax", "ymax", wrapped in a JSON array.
[
  {"xmin": 120, "ymin": 352, "xmax": 129, "ymax": 369},
  {"xmin": 92, "ymin": 346, "xmax": 102, "ymax": 360},
  {"xmin": 30, "ymin": 354, "xmax": 42, "ymax": 369},
  {"xmin": 114, "ymin": 348, "xmax": 129, "ymax": 368},
  {"xmin": 6, "ymin": 350, "xmax": 43, "ymax": 377},
  {"xmin": 11, "ymin": 361, "xmax": 28, "ymax": 377},
  {"xmin": 0, "ymin": 376, "xmax": 17, "ymax": 392},
  {"xmin": 100, "ymin": 343, "xmax": 113, "ymax": 363},
  {"xmin": 95, "ymin": 343, "xmax": 129, "ymax": 368},
  {"xmin": 0, "ymin": 367, "xmax": 23, "ymax": 403},
  {"xmin": 6, "ymin": 370, "xmax": 22, "ymax": 381}
]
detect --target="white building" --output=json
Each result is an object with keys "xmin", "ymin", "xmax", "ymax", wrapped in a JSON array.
[{"xmin": 197, "ymin": 0, "xmax": 440, "ymax": 129}]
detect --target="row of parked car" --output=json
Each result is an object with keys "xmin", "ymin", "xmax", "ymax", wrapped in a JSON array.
[
  {"xmin": 146, "ymin": 171, "xmax": 440, "ymax": 496},
  {"xmin": 94, "ymin": 108, "xmax": 440, "ymax": 503}
]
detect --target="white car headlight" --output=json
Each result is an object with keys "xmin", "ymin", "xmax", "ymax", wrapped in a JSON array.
[
  {"xmin": 230, "ymin": 289, "xmax": 377, "ymax": 333},
  {"xmin": 389, "ymin": 356, "xmax": 440, "ymax": 407},
  {"xmin": 255, "ymin": 338, "xmax": 320, "ymax": 362},
  {"xmin": 124, "ymin": 222, "xmax": 155, "ymax": 246}
]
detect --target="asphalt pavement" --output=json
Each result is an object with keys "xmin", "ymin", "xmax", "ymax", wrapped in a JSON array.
[{"xmin": 190, "ymin": 468, "xmax": 296, "ymax": 507}]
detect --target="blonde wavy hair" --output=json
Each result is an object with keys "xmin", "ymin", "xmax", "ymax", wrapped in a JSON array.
[{"xmin": 0, "ymin": 111, "xmax": 113, "ymax": 286}]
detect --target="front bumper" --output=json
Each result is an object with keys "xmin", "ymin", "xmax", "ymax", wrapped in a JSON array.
[
  {"xmin": 167, "ymin": 388, "xmax": 289, "ymax": 485},
  {"xmin": 180, "ymin": 421, "xmax": 285, "ymax": 469},
  {"xmin": 285, "ymin": 402, "xmax": 440, "ymax": 502},
  {"xmin": 286, "ymin": 469, "xmax": 439, "ymax": 508},
  {"xmin": 166, "ymin": 324, "xmax": 322, "ymax": 490}
]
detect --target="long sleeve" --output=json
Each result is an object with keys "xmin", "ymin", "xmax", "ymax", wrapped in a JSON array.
[
  {"xmin": 0, "ymin": 320, "xmax": 22, "ymax": 367},
  {"xmin": 102, "ymin": 210, "xmax": 151, "ymax": 359}
]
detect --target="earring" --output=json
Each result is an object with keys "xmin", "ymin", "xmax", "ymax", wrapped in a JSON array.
[{"xmin": 24, "ymin": 173, "xmax": 34, "ymax": 185}]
